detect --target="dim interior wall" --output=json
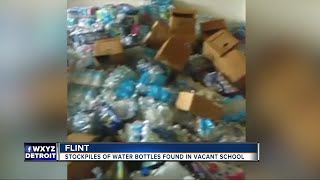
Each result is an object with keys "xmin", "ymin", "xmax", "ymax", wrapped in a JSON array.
[{"xmin": 68, "ymin": 0, "xmax": 245, "ymax": 26}]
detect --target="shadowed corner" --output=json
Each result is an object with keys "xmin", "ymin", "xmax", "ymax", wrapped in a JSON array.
[{"xmin": 246, "ymin": 41, "xmax": 320, "ymax": 179}]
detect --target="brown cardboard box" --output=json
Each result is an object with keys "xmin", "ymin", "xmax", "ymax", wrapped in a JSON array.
[
  {"xmin": 144, "ymin": 21, "xmax": 170, "ymax": 49},
  {"xmin": 94, "ymin": 37, "xmax": 123, "ymax": 57},
  {"xmin": 95, "ymin": 53, "xmax": 126, "ymax": 68},
  {"xmin": 201, "ymin": 19, "xmax": 227, "ymax": 40},
  {"xmin": 155, "ymin": 36, "xmax": 192, "ymax": 71},
  {"xmin": 169, "ymin": 8, "xmax": 196, "ymax": 41},
  {"xmin": 67, "ymin": 133, "xmax": 100, "ymax": 180},
  {"xmin": 67, "ymin": 133, "xmax": 99, "ymax": 142},
  {"xmin": 175, "ymin": 91, "xmax": 223, "ymax": 120},
  {"xmin": 202, "ymin": 30, "xmax": 239, "ymax": 61},
  {"xmin": 213, "ymin": 49, "xmax": 246, "ymax": 84}
]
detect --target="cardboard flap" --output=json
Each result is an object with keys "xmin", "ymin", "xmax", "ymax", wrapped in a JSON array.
[
  {"xmin": 175, "ymin": 92, "xmax": 194, "ymax": 111},
  {"xmin": 191, "ymin": 95, "xmax": 223, "ymax": 120},
  {"xmin": 201, "ymin": 19, "xmax": 227, "ymax": 33},
  {"xmin": 171, "ymin": 8, "xmax": 196, "ymax": 18},
  {"xmin": 155, "ymin": 36, "xmax": 192, "ymax": 71},
  {"xmin": 172, "ymin": 12, "xmax": 194, "ymax": 18},
  {"xmin": 175, "ymin": 91, "xmax": 223, "ymax": 120},
  {"xmin": 144, "ymin": 21, "xmax": 170, "ymax": 49}
]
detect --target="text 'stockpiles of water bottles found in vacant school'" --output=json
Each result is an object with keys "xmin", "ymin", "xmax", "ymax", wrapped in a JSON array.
[{"xmin": 67, "ymin": 1, "xmax": 246, "ymax": 179}]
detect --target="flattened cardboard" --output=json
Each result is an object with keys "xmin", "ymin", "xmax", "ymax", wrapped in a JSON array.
[
  {"xmin": 203, "ymin": 30, "xmax": 239, "ymax": 61},
  {"xmin": 175, "ymin": 91, "xmax": 223, "ymax": 120},
  {"xmin": 94, "ymin": 37, "xmax": 123, "ymax": 57},
  {"xmin": 169, "ymin": 8, "xmax": 196, "ymax": 41},
  {"xmin": 155, "ymin": 36, "xmax": 192, "ymax": 71},
  {"xmin": 144, "ymin": 21, "xmax": 170, "ymax": 49},
  {"xmin": 213, "ymin": 49, "xmax": 246, "ymax": 83},
  {"xmin": 201, "ymin": 19, "xmax": 227, "ymax": 40}
]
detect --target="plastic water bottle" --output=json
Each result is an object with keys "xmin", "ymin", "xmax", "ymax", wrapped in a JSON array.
[
  {"xmin": 103, "ymin": 66, "xmax": 137, "ymax": 90},
  {"xmin": 203, "ymin": 72, "xmax": 239, "ymax": 95},
  {"xmin": 99, "ymin": 104, "xmax": 123, "ymax": 131},
  {"xmin": 141, "ymin": 120, "xmax": 161, "ymax": 142},
  {"xmin": 198, "ymin": 117, "xmax": 216, "ymax": 141},
  {"xmin": 69, "ymin": 111, "xmax": 95, "ymax": 133},
  {"xmin": 115, "ymin": 80, "xmax": 137, "ymax": 99},
  {"xmin": 223, "ymin": 95, "xmax": 246, "ymax": 122},
  {"xmin": 111, "ymin": 99, "xmax": 138, "ymax": 120},
  {"xmin": 128, "ymin": 121, "xmax": 144, "ymax": 142}
]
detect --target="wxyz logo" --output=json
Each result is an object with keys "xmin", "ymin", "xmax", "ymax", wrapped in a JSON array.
[{"xmin": 32, "ymin": 146, "xmax": 56, "ymax": 152}]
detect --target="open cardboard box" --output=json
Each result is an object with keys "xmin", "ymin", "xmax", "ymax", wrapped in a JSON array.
[
  {"xmin": 203, "ymin": 29, "xmax": 239, "ymax": 61},
  {"xmin": 213, "ymin": 49, "xmax": 246, "ymax": 88},
  {"xmin": 169, "ymin": 8, "xmax": 197, "ymax": 42},
  {"xmin": 93, "ymin": 37, "xmax": 125, "ymax": 66}
]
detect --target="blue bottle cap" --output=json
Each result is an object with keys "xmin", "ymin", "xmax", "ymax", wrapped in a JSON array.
[{"xmin": 141, "ymin": 167, "xmax": 150, "ymax": 176}]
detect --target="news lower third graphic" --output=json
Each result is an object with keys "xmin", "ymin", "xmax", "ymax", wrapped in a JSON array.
[
  {"xmin": 24, "ymin": 143, "xmax": 57, "ymax": 161},
  {"xmin": 24, "ymin": 142, "xmax": 259, "ymax": 161}
]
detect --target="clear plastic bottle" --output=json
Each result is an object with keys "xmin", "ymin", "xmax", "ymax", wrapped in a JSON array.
[
  {"xmin": 128, "ymin": 121, "xmax": 144, "ymax": 142},
  {"xmin": 141, "ymin": 120, "xmax": 161, "ymax": 142},
  {"xmin": 203, "ymin": 72, "xmax": 239, "ymax": 95},
  {"xmin": 197, "ymin": 117, "xmax": 216, "ymax": 141},
  {"xmin": 207, "ymin": 122, "xmax": 246, "ymax": 142}
]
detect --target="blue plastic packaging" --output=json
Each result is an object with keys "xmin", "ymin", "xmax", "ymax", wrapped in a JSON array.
[
  {"xmin": 99, "ymin": 104, "xmax": 123, "ymax": 130},
  {"xmin": 223, "ymin": 95, "xmax": 246, "ymax": 122},
  {"xmin": 198, "ymin": 118, "xmax": 215, "ymax": 140},
  {"xmin": 152, "ymin": 127, "xmax": 177, "ymax": 142},
  {"xmin": 146, "ymin": 86, "xmax": 175, "ymax": 103},
  {"xmin": 139, "ymin": 72, "xmax": 167, "ymax": 86},
  {"xmin": 116, "ymin": 80, "xmax": 137, "ymax": 99}
]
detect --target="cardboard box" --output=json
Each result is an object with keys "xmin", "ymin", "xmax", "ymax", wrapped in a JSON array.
[
  {"xmin": 67, "ymin": 133, "xmax": 101, "ymax": 179},
  {"xmin": 175, "ymin": 91, "xmax": 223, "ymax": 120},
  {"xmin": 201, "ymin": 19, "xmax": 227, "ymax": 40},
  {"xmin": 94, "ymin": 37, "xmax": 123, "ymax": 57},
  {"xmin": 144, "ymin": 21, "xmax": 170, "ymax": 49},
  {"xmin": 202, "ymin": 30, "xmax": 239, "ymax": 61},
  {"xmin": 68, "ymin": 161, "xmax": 100, "ymax": 180},
  {"xmin": 95, "ymin": 53, "xmax": 126, "ymax": 68},
  {"xmin": 155, "ymin": 35, "xmax": 192, "ymax": 71},
  {"xmin": 213, "ymin": 49, "xmax": 246, "ymax": 85},
  {"xmin": 169, "ymin": 8, "xmax": 196, "ymax": 41}
]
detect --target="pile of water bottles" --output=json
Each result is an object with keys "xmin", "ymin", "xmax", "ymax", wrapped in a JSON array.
[
  {"xmin": 67, "ymin": 0, "xmax": 174, "ymax": 54},
  {"xmin": 67, "ymin": 1, "xmax": 246, "ymax": 179}
]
